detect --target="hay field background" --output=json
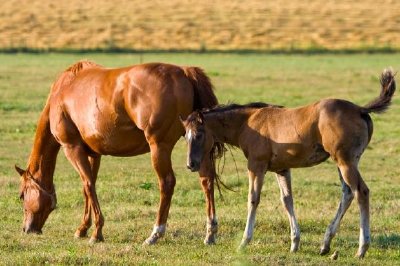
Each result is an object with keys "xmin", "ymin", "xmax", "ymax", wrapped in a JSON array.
[{"xmin": 1, "ymin": 0, "xmax": 400, "ymax": 52}]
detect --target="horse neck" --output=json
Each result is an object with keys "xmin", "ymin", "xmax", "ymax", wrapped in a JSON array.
[
  {"xmin": 204, "ymin": 110, "xmax": 250, "ymax": 146},
  {"xmin": 27, "ymin": 104, "xmax": 60, "ymax": 190}
]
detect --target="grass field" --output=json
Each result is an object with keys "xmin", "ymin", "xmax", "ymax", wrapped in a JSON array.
[
  {"xmin": 1, "ymin": 0, "xmax": 400, "ymax": 52},
  {"xmin": 0, "ymin": 53, "xmax": 399, "ymax": 265}
]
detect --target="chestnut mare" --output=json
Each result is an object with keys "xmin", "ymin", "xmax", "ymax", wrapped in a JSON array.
[
  {"xmin": 181, "ymin": 69, "xmax": 396, "ymax": 258},
  {"xmin": 15, "ymin": 60, "xmax": 220, "ymax": 245}
]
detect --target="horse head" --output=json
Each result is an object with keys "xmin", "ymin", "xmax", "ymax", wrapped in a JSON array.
[{"xmin": 15, "ymin": 165, "xmax": 57, "ymax": 234}]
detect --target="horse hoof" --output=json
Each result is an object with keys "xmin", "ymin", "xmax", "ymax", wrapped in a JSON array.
[
  {"xmin": 143, "ymin": 235, "xmax": 158, "ymax": 246},
  {"xmin": 319, "ymin": 246, "xmax": 330, "ymax": 255},
  {"xmin": 89, "ymin": 236, "xmax": 104, "ymax": 245},
  {"xmin": 74, "ymin": 230, "xmax": 88, "ymax": 239}
]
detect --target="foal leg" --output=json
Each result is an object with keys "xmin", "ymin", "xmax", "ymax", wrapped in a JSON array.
[
  {"xmin": 199, "ymin": 156, "xmax": 217, "ymax": 245},
  {"xmin": 320, "ymin": 168, "xmax": 354, "ymax": 255},
  {"xmin": 275, "ymin": 169, "xmax": 300, "ymax": 252},
  {"xmin": 338, "ymin": 163, "xmax": 370, "ymax": 258},
  {"xmin": 63, "ymin": 146, "xmax": 104, "ymax": 243},
  {"xmin": 239, "ymin": 161, "xmax": 266, "ymax": 249},
  {"xmin": 74, "ymin": 155, "xmax": 101, "ymax": 238},
  {"xmin": 144, "ymin": 142, "xmax": 176, "ymax": 245}
]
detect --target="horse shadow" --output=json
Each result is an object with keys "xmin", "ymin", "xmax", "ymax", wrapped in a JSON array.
[{"xmin": 374, "ymin": 233, "xmax": 400, "ymax": 249}]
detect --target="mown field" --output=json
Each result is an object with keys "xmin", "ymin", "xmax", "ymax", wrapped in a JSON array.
[
  {"xmin": 1, "ymin": 0, "xmax": 400, "ymax": 52},
  {"xmin": 0, "ymin": 53, "xmax": 399, "ymax": 265}
]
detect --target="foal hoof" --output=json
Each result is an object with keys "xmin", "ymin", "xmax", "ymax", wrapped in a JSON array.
[
  {"xmin": 238, "ymin": 239, "xmax": 250, "ymax": 251},
  {"xmin": 355, "ymin": 245, "xmax": 369, "ymax": 259},
  {"xmin": 204, "ymin": 235, "xmax": 216, "ymax": 245},
  {"xmin": 290, "ymin": 242, "xmax": 299, "ymax": 253},
  {"xmin": 319, "ymin": 246, "xmax": 330, "ymax": 255}
]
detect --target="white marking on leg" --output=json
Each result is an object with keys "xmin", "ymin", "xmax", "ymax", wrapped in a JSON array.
[
  {"xmin": 143, "ymin": 224, "xmax": 166, "ymax": 245},
  {"xmin": 151, "ymin": 224, "xmax": 166, "ymax": 236}
]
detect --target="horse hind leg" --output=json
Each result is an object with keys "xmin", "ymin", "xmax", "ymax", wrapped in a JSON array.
[
  {"xmin": 276, "ymin": 169, "xmax": 300, "ymax": 252},
  {"xmin": 74, "ymin": 155, "xmax": 101, "ymax": 239},
  {"xmin": 320, "ymin": 168, "xmax": 354, "ymax": 255},
  {"xmin": 337, "ymin": 162, "xmax": 370, "ymax": 258}
]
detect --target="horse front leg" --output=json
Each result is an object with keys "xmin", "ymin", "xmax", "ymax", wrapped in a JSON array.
[
  {"xmin": 199, "ymin": 156, "xmax": 218, "ymax": 245},
  {"xmin": 74, "ymin": 155, "xmax": 101, "ymax": 239},
  {"xmin": 144, "ymin": 143, "xmax": 175, "ymax": 245},
  {"xmin": 63, "ymin": 146, "xmax": 104, "ymax": 244},
  {"xmin": 239, "ymin": 160, "xmax": 266, "ymax": 249},
  {"xmin": 275, "ymin": 169, "xmax": 300, "ymax": 252},
  {"xmin": 320, "ymin": 168, "xmax": 354, "ymax": 255}
]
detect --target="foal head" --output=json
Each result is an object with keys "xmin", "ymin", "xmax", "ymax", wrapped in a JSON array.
[
  {"xmin": 15, "ymin": 166, "xmax": 56, "ymax": 234},
  {"xmin": 181, "ymin": 111, "xmax": 214, "ymax": 172}
]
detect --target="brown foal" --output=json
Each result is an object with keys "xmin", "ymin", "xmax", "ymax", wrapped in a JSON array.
[
  {"xmin": 16, "ymin": 60, "xmax": 220, "ymax": 245},
  {"xmin": 181, "ymin": 69, "xmax": 396, "ymax": 258}
]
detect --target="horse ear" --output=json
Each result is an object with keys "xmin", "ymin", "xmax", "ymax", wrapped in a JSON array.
[{"xmin": 15, "ymin": 165, "xmax": 25, "ymax": 176}]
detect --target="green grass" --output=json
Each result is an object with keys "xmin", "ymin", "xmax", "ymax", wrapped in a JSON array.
[{"xmin": 0, "ymin": 53, "xmax": 399, "ymax": 265}]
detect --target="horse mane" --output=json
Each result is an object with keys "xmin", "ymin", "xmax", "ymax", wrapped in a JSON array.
[
  {"xmin": 65, "ymin": 60, "xmax": 103, "ymax": 76},
  {"xmin": 201, "ymin": 102, "xmax": 282, "ymax": 115}
]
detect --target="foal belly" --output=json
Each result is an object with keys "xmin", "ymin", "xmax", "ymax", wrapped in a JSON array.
[{"xmin": 269, "ymin": 143, "xmax": 330, "ymax": 170}]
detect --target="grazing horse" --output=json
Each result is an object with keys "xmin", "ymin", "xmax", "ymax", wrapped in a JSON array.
[
  {"xmin": 181, "ymin": 69, "xmax": 396, "ymax": 258},
  {"xmin": 15, "ymin": 60, "xmax": 221, "ymax": 245}
]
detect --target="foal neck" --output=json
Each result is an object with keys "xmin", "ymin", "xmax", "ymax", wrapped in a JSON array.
[{"xmin": 203, "ymin": 108, "xmax": 252, "ymax": 146}]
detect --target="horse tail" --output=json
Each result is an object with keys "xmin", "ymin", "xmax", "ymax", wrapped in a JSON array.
[
  {"xmin": 183, "ymin": 67, "xmax": 219, "ymax": 110},
  {"xmin": 362, "ymin": 68, "xmax": 396, "ymax": 114}
]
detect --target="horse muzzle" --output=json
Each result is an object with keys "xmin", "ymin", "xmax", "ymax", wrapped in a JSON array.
[{"xmin": 23, "ymin": 226, "xmax": 42, "ymax": 234}]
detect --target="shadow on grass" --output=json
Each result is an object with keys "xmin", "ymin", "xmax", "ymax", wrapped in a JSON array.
[{"xmin": 374, "ymin": 233, "xmax": 400, "ymax": 249}]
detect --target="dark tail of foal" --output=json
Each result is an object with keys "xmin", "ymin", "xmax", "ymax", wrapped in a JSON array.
[{"xmin": 362, "ymin": 69, "xmax": 396, "ymax": 114}]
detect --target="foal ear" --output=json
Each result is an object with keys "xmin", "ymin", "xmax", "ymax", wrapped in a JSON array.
[
  {"xmin": 178, "ymin": 115, "xmax": 185, "ymax": 125},
  {"xmin": 15, "ymin": 165, "xmax": 25, "ymax": 176},
  {"xmin": 196, "ymin": 112, "xmax": 204, "ymax": 124}
]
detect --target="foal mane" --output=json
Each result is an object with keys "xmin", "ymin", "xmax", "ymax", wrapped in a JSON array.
[{"xmin": 201, "ymin": 102, "xmax": 282, "ymax": 115}]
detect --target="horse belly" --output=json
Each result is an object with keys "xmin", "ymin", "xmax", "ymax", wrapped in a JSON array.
[{"xmin": 83, "ymin": 125, "xmax": 150, "ymax": 156}]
